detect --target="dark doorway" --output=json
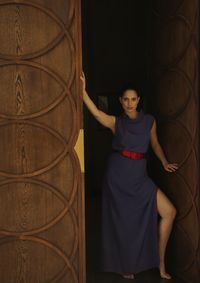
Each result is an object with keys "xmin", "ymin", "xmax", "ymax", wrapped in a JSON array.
[
  {"xmin": 81, "ymin": 1, "xmax": 199, "ymax": 283},
  {"xmin": 82, "ymin": 0, "xmax": 149, "ymax": 194}
]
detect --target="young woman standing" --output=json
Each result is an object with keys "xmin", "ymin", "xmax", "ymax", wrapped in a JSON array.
[{"xmin": 81, "ymin": 73, "xmax": 178, "ymax": 280}]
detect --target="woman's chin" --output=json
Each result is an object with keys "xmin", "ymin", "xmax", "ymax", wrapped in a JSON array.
[{"xmin": 125, "ymin": 108, "xmax": 135, "ymax": 113}]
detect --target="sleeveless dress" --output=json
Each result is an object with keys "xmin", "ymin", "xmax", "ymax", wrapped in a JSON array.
[{"xmin": 101, "ymin": 110, "xmax": 160, "ymax": 274}]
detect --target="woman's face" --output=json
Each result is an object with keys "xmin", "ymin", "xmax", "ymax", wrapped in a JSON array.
[{"xmin": 119, "ymin": 89, "xmax": 140, "ymax": 113}]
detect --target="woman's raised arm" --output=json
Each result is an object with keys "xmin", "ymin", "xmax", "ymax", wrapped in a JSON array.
[{"xmin": 80, "ymin": 72, "xmax": 116, "ymax": 132}]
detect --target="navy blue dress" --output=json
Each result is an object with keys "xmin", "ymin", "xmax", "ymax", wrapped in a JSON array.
[{"xmin": 101, "ymin": 110, "xmax": 160, "ymax": 274}]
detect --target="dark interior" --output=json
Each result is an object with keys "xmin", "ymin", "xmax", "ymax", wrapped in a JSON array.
[
  {"xmin": 82, "ymin": 0, "xmax": 150, "ymax": 196},
  {"xmin": 81, "ymin": 1, "xmax": 185, "ymax": 282}
]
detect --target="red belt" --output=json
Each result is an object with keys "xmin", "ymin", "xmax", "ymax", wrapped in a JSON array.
[{"xmin": 115, "ymin": 149, "xmax": 146, "ymax": 159}]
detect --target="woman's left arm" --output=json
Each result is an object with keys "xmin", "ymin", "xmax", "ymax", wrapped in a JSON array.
[{"xmin": 150, "ymin": 119, "xmax": 179, "ymax": 172}]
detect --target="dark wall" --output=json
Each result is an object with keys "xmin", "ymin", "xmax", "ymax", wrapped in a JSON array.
[
  {"xmin": 81, "ymin": 0, "xmax": 149, "ymax": 195},
  {"xmin": 82, "ymin": 0, "xmax": 148, "ymax": 92}
]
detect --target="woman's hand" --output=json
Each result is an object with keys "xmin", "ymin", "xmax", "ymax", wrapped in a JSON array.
[
  {"xmin": 162, "ymin": 162, "xmax": 179, "ymax": 172},
  {"xmin": 80, "ymin": 71, "xmax": 86, "ymax": 92}
]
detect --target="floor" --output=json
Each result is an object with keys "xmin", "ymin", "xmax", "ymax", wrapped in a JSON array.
[{"xmin": 85, "ymin": 195, "xmax": 185, "ymax": 283}]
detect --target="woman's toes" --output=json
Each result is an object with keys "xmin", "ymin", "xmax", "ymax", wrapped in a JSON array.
[
  {"xmin": 160, "ymin": 271, "xmax": 172, "ymax": 279},
  {"xmin": 122, "ymin": 273, "xmax": 135, "ymax": 279}
]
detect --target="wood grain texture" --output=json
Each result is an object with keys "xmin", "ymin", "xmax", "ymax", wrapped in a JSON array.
[
  {"xmin": 148, "ymin": 1, "xmax": 199, "ymax": 282},
  {"xmin": 0, "ymin": 1, "xmax": 84, "ymax": 283}
]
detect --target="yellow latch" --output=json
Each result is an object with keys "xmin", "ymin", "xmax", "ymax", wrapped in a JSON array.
[{"xmin": 74, "ymin": 129, "xmax": 85, "ymax": 173}]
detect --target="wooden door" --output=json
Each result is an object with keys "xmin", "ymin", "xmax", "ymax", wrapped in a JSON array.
[
  {"xmin": 0, "ymin": 1, "xmax": 85, "ymax": 283},
  {"xmin": 148, "ymin": 1, "xmax": 199, "ymax": 282}
]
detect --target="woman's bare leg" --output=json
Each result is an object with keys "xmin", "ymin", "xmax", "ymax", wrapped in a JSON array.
[{"xmin": 157, "ymin": 189, "xmax": 177, "ymax": 279}]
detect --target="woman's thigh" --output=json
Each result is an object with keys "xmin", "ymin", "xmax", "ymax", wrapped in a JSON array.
[{"xmin": 156, "ymin": 188, "xmax": 176, "ymax": 219}]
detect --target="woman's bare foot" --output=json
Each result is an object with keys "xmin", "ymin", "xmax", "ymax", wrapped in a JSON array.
[
  {"xmin": 160, "ymin": 264, "xmax": 172, "ymax": 279},
  {"xmin": 121, "ymin": 273, "xmax": 135, "ymax": 279}
]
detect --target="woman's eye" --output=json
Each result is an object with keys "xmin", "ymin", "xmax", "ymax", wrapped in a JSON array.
[{"xmin": 122, "ymin": 97, "xmax": 137, "ymax": 102}]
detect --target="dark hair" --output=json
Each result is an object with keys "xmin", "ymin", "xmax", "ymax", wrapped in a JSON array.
[{"xmin": 119, "ymin": 83, "xmax": 141, "ymax": 98}]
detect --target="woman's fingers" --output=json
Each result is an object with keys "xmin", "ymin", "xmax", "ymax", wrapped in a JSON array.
[
  {"xmin": 170, "ymin": 164, "xmax": 178, "ymax": 170},
  {"xmin": 164, "ymin": 163, "xmax": 179, "ymax": 172},
  {"xmin": 80, "ymin": 75, "xmax": 86, "ymax": 91},
  {"xmin": 81, "ymin": 71, "xmax": 85, "ymax": 81},
  {"xmin": 171, "ymin": 163, "xmax": 178, "ymax": 166},
  {"xmin": 80, "ymin": 71, "xmax": 86, "ymax": 86}
]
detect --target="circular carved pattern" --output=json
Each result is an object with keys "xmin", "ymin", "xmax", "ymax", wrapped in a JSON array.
[
  {"xmin": 0, "ymin": 1, "xmax": 81, "ymax": 280},
  {"xmin": 155, "ymin": 69, "xmax": 193, "ymax": 118},
  {"xmin": 152, "ymin": 0, "xmax": 198, "ymax": 31},
  {"xmin": 0, "ymin": 2, "xmax": 75, "ymax": 60},
  {"xmin": 171, "ymin": 223, "xmax": 196, "ymax": 271},
  {"xmin": 178, "ymin": 149, "xmax": 198, "ymax": 197},
  {"xmin": 162, "ymin": 173, "xmax": 194, "ymax": 220},
  {"xmin": 150, "ymin": 1, "xmax": 199, "ymax": 278},
  {"xmin": 0, "ymin": 62, "xmax": 73, "ymax": 119},
  {"xmin": 0, "ymin": 237, "xmax": 78, "ymax": 283},
  {"xmin": 152, "ymin": 0, "xmax": 184, "ymax": 17},
  {"xmin": 153, "ymin": 16, "xmax": 193, "ymax": 67},
  {"xmin": 0, "ymin": 177, "xmax": 77, "ymax": 237},
  {"xmin": 0, "ymin": 121, "xmax": 71, "ymax": 177},
  {"xmin": 30, "ymin": 0, "xmax": 75, "ymax": 27},
  {"xmin": 158, "ymin": 120, "xmax": 193, "ymax": 167}
]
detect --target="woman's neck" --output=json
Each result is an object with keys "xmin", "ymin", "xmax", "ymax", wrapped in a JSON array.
[{"xmin": 125, "ymin": 110, "xmax": 139, "ymax": 119}]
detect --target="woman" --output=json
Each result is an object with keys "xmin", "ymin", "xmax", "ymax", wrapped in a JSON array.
[{"xmin": 80, "ymin": 73, "xmax": 178, "ymax": 280}]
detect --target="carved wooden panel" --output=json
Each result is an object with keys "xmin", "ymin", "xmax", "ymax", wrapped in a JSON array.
[
  {"xmin": 0, "ymin": 1, "xmax": 84, "ymax": 283},
  {"xmin": 148, "ymin": 1, "xmax": 199, "ymax": 282}
]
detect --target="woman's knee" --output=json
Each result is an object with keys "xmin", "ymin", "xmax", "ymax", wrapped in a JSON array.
[
  {"xmin": 170, "ymin": 205, "xmax": 177, "ymax": 219},
  {"xmin": 157, "ymin": 189, "xmax": 177, "ymax": 220},
  {"xmin": 166, "ymin": 205, "xmax": 177, "ymax": 221}
]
